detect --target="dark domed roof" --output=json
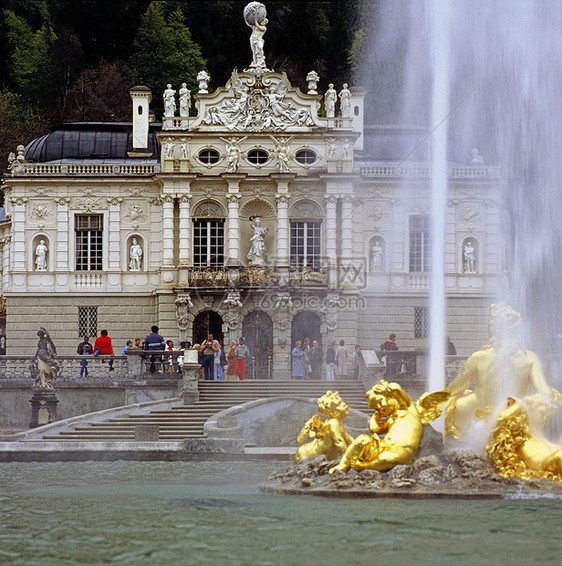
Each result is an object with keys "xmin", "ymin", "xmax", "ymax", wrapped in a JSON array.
[{"xmin": 24, "ymin": 122, "xmax": 160, "ymax": 162}]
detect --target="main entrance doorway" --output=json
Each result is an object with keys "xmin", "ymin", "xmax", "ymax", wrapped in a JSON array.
[
  {"xmin": 242, "ymin": 310, "xmax": 273, "ymax": 379},
  {"xmin": 192, "ymin": 311, "xmax": 224, "ymax": 346},
  {"xmin": 291, "ymin": 311, "xmax": 322, "ymax": 349}
]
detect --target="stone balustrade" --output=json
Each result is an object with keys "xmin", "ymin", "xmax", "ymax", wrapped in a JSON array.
[
  {"xmin": 359, "ymin": 164, "xmax": 500, "ymax": 179},
  {"xmin": 0, "ymin": 351, "xmax": 185, "ymax": 382},
  {"xmin": 12, "ymin": 163, "xmax": 160, "ymax": 177}
]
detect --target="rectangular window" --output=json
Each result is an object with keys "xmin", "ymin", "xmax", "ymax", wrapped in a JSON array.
[
  {"xmin": 193, "ymin": 219, "xmax": 224, "ymax": 267},
  {"xmin": 75, "ymin": 215, "xmax": 103, "ymax": 271},
  {"xmin": 78, "ymin": 306, "xmax": 98, "ymax": 338},
  {"xmin": 290, "ymin": 221, "xmax": 321, "ymax": 268},
  {"xmin": 409, "ymin": 215, "xmax": 431, "ymax": 272},
  {"xmin": 414, "ymin": 306, "xmax": 429, "ymax": 338}
]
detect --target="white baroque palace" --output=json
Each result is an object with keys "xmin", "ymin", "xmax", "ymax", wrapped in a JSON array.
[{"xmin": 0, "ymin": 8, "xmax": 501, "ymax": 376}]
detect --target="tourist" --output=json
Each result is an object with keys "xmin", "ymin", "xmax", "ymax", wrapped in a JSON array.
[
  {"xmin": 199, "ymin": 334, "xmax": 220, "ymax": 380},
  {"xmin": 235, "ymin": 337, "xmax": 250, "ymax": 380},
  {"xmin": 302, "ymin": 337, "xmax": 311, "ymax": 377},
  {"xmin": 336, "ymin": 340, "xmax": 349, "ymax": 379},
  {"xmin": 178, "ymin": 341, "xmax": 187, "ymax": 370},
  {"xmin": 325, "ymin": 341, "xmax": 336, "ymax": 381},
  {"xmin": 120, "ymin": 340, "xmax": 133, "ymax": 355},
  {"xmin": 380, "ymin": 333, "xmax": 398, "ymax": 352},
  {"xmin": 132, "ymin": 338, "xmax": 142, "ymax": 349},
  {"xmin": 226, "ymin": 340, "xmax": 238, "ymax": 380},
  {"xmin": 166, "ymin": 340, "xmax": 177, "ymax": 373},
  {"xmin": 380, "ymin": 333, "xmax": 398, "ymax": 375},
  {"xmin": 77, "ymin": 336, "xmax": 93, "ymax": 377},
  {"xmin": 214, "ymin": 342, "xmax": 225, "ymax": 380},
  {"xmin": 143, "ymin": 325, "xmax": 166, "ymax": 373},
  {"xmin": 94, "ymin": 329, "xmax": 114, "ymax": 371},
  {"xmin": 309, "ymin": 340, "xmax": 323, "ymax": 380},
  {"xmin": 291, "ymin": 340, "xmax": 305, "ymax": 379},
  {"xmin": 447, "ymin": 336, "xmax": 457, "ymax": 356},
  {"xmin": 352, "ymin": 345, "xmax": 366, "ymax": 380}
]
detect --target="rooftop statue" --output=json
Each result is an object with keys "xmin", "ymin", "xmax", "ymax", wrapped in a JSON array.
[
  {"xmin": 444, "ymin": 303, "xmax": 561, "ymax": 442},
  {"xmin": 329, "ymin": 380, "xmax": 449, "ymax": 473},
  {"xmin": 163, "ymin": 84, "xmax": 176, "ymax": 118},
  {"xmin": 179, "ymin": 83, "xmax": 191, "ymax": 117},
  {"xmin": 294, "ymin": 391, "xmax": 354, "ymax": 464},
  {"xmin": 244, "ymin": 2, "xmax": 269, "ymax": 69}
]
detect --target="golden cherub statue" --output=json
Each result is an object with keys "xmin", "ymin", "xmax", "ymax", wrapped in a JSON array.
[
  {"xmin": 445, "ymin": 303, "xmax": 560, "ymax": 441},
  {"xmin": 294, "ymin": 391, "xmax": 354, "ymax": 464},
  {"xmin": 330, "ymin": 380, "xmax": 449, "ymax": 474},
  {"xmin": 486, "ymin": 398, "xmax": 562, "ymax": 483}
]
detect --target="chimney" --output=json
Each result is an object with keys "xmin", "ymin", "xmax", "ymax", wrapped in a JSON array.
[
  {"xmin": 349, "ymin": 87, "xmax": 367, "ymax": 151},
  {"xmin": 128, "ymin": 85, "xmax": 153, "ymax": 157}
]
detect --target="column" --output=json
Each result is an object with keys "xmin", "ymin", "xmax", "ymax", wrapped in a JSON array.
[
  {"xmin": 222, "ymin": 174, "xmax": 245, "ymax": 266},
  {"xmin": 325, "ymin": 195, "xmax": 338, "ymax": 265},
  {"xmin": 10, "ymin": 197, "xmax": 27, "ymax": 272},
  {"xmin": 162, "ymin": 194, "xmax": 175, "ymax": 266},
  {"xmin": 341, "ymin": 195, "xmax": 353, "ymax": 260},
  {"xmin": 226, "ymin": 193, "xmax": 241, "ymax": 264},
  {"xmin": 106, "ymin": 197, "xmax": 122, "ymax": 271},
  {"xmin": 54, "ymin": 197, "xmax": 70, "ymax": 272},
  {"xmin": 178, "ymin": 194, "xmax": 192, "ymax": 266},
  {"xmin": 2, "ymin": 237, "xmax": 11, "ymax": 291},
  {"xmin": 275, "ymin": 193, "xmax": 290, "ymax": 266}
]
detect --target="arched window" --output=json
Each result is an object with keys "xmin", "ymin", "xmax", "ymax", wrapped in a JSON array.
[{"xmin": 192, "ymin": 201, "xmax": 225, "ymax": 267}]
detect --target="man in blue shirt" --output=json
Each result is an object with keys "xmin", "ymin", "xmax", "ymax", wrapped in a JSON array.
[{"xmin": 143, "ymin": 326, "xmax": 166, "ymax": 373}]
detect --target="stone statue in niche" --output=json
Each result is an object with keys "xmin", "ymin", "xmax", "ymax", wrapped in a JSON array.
[
  {"xmin": 339, "ymin": 83, "xmax": 352, "ymax": 118},
  {"xmin": 163, "ymin": 84, "xmax": 176, "ymax": 118},
  {"xmin": 470, "ymin": 147, "xmax": 485, "ymax": 165},
  {"xmin": 324, "ymin": 83, "xmax": 337, "ymax": 118},
  {"xmin": 463, "ymin": 240, "xmax": 476, "ymax": 273},
  {"xmin": 327, "ymin": 138, "xmax": 337, "ymax": 159},
  {"xmin": 247, "ymin": 216, "xmax": 269, "ymax": 266},
  {"xmin": 162, "ymin": 138, "xmax": 174, "ymax": 159},
  {"xmin": 179, "ymin": 83, "xmax": 191, "ymax": 117},
  {"xmin": 129, "ymin": 238, "xmax": 143, "ymax": 271},
  {"xmin": 370, "ymin": 240, "xmax": 383, "ymax": 272},
  {"xmin": 35, "ymin": 239, "xmax": 48, "ymax": 271}
]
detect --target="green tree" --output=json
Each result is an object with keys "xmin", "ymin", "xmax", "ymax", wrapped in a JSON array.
[
  {"xmin": 3, "ymin": 10, "xmax": 58, "ymax": 107},
  {"xmin": 167, "ymin": 9, "xmax": 206, "ymax": 95},
  {"xmin": 129, "ymin": 2, "xmax": 206, "ymax": 117}
]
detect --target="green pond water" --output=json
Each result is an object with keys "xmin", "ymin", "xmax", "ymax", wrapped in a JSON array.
[{"xmin": 0, "ymin": 460, "xmax": 560, "ymax": 565}]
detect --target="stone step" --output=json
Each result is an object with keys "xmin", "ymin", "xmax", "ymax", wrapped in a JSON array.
[{"xmin": 41, "ymin": 379, "xmax": 369, "ymax": 441}]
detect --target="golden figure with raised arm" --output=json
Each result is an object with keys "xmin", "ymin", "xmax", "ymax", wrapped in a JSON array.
[
  {"xmin": 294, "ymin": 391, "xmax": 354, "ymax": 464},
  {"xmin": 330, "ymin": 380, "xmax": 449, "ymax": 474},
  {"xmin": 445, "ymin": 303, "xmax": 560, "ymax": 440}
]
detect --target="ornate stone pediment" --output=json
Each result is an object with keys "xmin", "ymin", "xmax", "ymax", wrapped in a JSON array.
[{"xmin": 192, "ymin": 70, "xmax": 322, "ymax": 133}]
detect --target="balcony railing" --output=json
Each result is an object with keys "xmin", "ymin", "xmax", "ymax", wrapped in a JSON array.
[
  {"xmin": 14, "ymin": 163, "xmax": 159, "ymax": 177},
  {"xmin": 360, "ymin": 164, "xmax": 500, "ymax": 179}
]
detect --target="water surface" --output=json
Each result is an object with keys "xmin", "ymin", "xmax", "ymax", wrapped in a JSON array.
[{"xmin": 0, "ymin": 461, "xmax": 559, "ymax": 565}]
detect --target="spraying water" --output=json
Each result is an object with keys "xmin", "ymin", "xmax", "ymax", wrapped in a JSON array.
[{"xmin": 361, "ymin": 0, "xmax": 562, "ymax": 388}]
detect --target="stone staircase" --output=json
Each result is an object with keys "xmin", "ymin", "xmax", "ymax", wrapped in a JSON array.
[{"xmin": 41, "ymin": 380, "xmax": 369, "ymax": 442}]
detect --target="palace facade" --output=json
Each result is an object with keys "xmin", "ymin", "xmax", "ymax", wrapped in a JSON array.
[{"xmin": 0, "ymin": 35, "xmax": 502, "ymax": 378}]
